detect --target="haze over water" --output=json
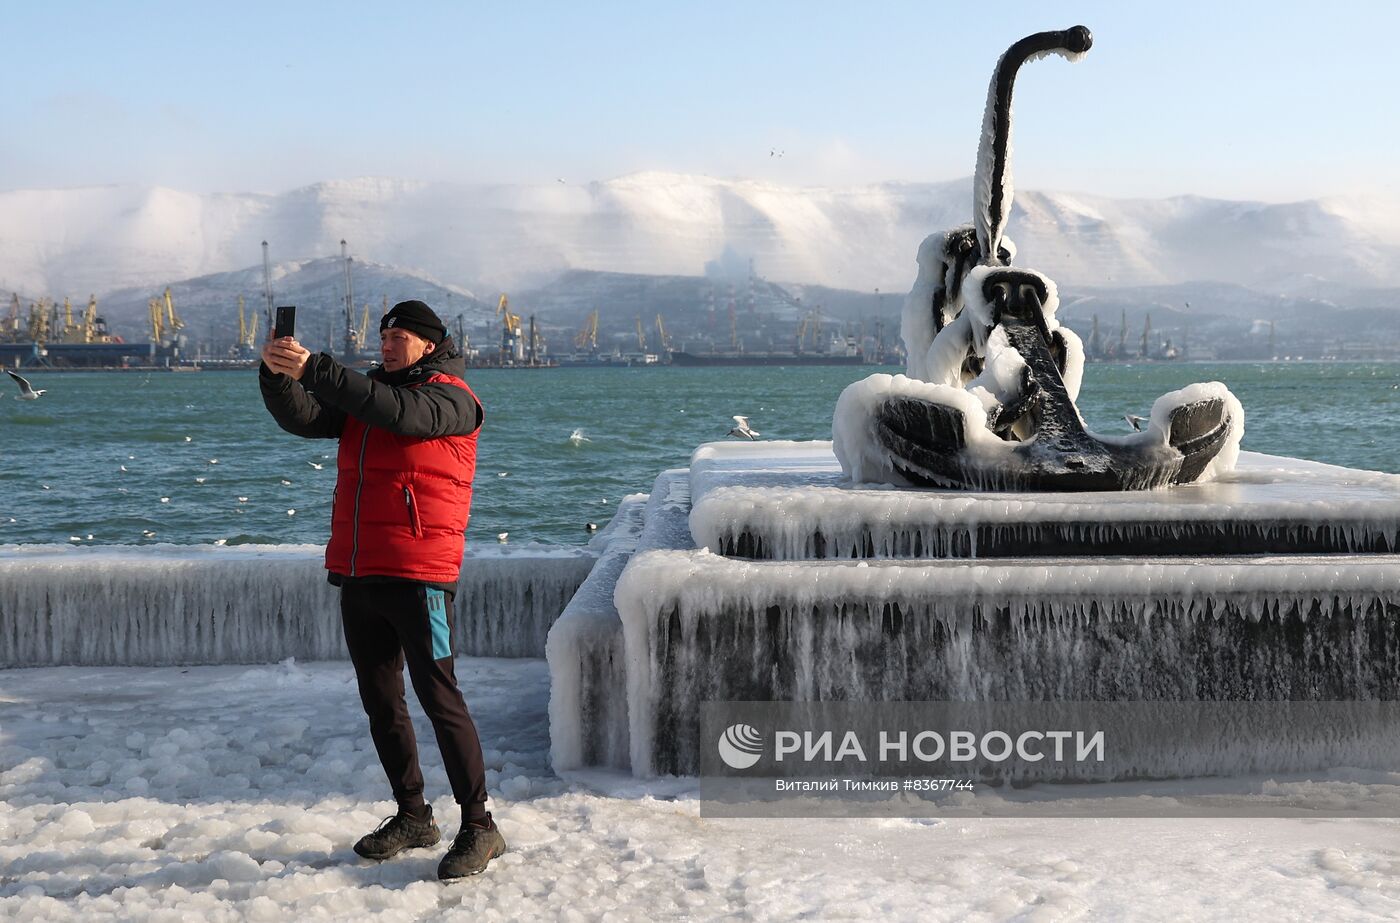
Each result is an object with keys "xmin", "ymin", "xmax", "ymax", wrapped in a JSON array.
[{"xmin": 1, "ymin": 362, "xmax": 1395, "ymax": 548}]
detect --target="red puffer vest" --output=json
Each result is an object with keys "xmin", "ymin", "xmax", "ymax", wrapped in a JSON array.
[{"xmin": 325, "ymin": 372, "xmax": 480, "ymax": 583}]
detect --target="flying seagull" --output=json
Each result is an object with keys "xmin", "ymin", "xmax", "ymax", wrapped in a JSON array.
[
  {"xmin": 6, "ymin": 369, "xmax": 44, "ymax": 400},
  {"xmin": 1124, "ymin": 413, "xmax": 1147, "ymax": 432},
  {"xmin": 727, "ymin": 415, "xmax": 760, "ymax": 440}
]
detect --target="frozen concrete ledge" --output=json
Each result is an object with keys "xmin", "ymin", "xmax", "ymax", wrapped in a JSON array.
[
  {"xmin": 548, "ymin": 440, "xmax": 1400, "ymax": 779},
  {"xmin": 0, "ymin": 544, "xmax": 595, "ymax": 666}
]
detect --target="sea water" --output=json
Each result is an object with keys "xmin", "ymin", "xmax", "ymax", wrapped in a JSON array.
[{"xmin": 0, "ymin": 362, "xmax": 1395, "ymax": 547}]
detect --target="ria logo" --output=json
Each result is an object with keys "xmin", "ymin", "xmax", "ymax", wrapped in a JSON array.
[{"xmin": 717, "ymin": 723, "xmax": 764, "ymax": 769}]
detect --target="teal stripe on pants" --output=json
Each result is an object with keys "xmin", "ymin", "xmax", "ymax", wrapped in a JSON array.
[{"xmin": 426, "ymin": 588, "xmax": 451, "ymax": 660}]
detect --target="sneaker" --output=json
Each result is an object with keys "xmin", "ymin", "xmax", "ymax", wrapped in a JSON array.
[
  {"xmin": 437, "ymin": 820, "xmax": 507, "ymax": 880},
  {"xmin": 353, "ymin": 807, "xmax": 441, "ymax": 861}
]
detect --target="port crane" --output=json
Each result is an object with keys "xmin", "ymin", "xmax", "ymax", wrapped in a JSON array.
[
  {"xmin": 81, "ymin": 296, "xmax": 98, "ymax": 343},
  {"xmin": 574, "ymin": 309, "xmax": 599, "ymax": 352},
  {"xmin": 497, "ymin": 294, "xmax": 524, "ymax": 361},
  {"xmin": 237, "ymin": 295, "xmax": 260, "ymax": 350},
  {"xmin": 634, "ymin": 316, "xmax": 647, "ymax": 352},
  {"xmin": 149, "ymin": 287, "xmax": 184, "ymax": 347},
  {"xmin": 654, "ymin": 314, "xmax": 672, "ymax": 354},
  {"xmin": 60, "ymin": 297, "xmax": 77, "ymax": 342},
  {"xmin": 354, "ymin": 303, "xmax": 371, "ymax": 353},
  {"xmin": 27, "ymin": 298, "xmax": 52, "ymax": 344}
]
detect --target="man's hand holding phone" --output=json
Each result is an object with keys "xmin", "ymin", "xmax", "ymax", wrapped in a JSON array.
[{"xmin": 261, "ymin": 307, "xmax": 310, "ymax": 380}]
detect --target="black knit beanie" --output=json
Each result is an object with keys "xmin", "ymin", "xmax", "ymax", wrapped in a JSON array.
[{"xmin": 380, "ymin": 300, "xmax": 447, "ymax": 345}]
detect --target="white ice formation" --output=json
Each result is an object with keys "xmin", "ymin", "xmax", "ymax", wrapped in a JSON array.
[
  {"xmin": 0, "ymin": 545, "xmax": 595, "ymax": 666},
  {"xmin": 545, "ymin": 441, "xmax": 1400, "ymax": 778}
]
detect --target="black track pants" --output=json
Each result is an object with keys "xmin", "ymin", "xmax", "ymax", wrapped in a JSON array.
[{"xmin": 340, "ymin": 581, "xmax": 489, "ymax": 822}]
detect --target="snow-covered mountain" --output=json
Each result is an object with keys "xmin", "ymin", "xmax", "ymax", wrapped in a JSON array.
[{"xmin": 4, "ymin": 174, "xmax": 1400, "ymax": 307}]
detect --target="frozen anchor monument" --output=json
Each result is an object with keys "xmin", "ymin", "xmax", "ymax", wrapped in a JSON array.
[{"xmin": 547, "ymin": 27, "xmax": 1400, "ymax": 785}]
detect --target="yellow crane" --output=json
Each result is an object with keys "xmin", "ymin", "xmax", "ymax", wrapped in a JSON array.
[
  {"xmin": 238, "ymin": 295, "xmax": 260, "ymax": 349},
  {"xmin": 574, "ymin": 309, "xmax": 599, "ymax": 351},
  {"xmin": 60, "ymin": 297, "xmax": 78, "ymax": 343},
  {"xmin": 497, "ymin": 294, "xmax": 524, "ymax": 360},
  {"xmin": 149, "ymin": 298, "xmax": 163, "ymax": 345},
  {"xmin": 163, "ymin": 287, "xmax": 184, "ymax": 334},
  {"xmin": 354, "ymin": 302, "xmax": 370, "ymax": 352},
  {"xmin": 28, "ymin": 298, "xmax": 51, "ymax": 344},
  {"xmin": 654, "ymin": 313, "xmax": 672, "ymax": 353},
  {"xmin": 504, "ymin": 294, "xmax": 526, "ymax": 330}
]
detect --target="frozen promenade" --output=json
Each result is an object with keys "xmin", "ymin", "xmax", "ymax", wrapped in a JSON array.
[{"xmin": 6, "ymin": 658, "xmax": 1400, "ymax": 921}]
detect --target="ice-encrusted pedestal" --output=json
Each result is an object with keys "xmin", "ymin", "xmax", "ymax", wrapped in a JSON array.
[{"xmin": 548, "ymin": 441, "xmax": 1400, "ymax": 777}]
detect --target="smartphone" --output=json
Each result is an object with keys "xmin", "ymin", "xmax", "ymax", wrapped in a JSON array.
[{"xmin": 273, "ymin": 305, "xmax": 296, "ymax": 339}]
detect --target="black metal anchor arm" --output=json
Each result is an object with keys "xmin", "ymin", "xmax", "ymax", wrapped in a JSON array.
[{"xmin": 975, "ymin": 26, "xmax": 1093, "ymax": 264}]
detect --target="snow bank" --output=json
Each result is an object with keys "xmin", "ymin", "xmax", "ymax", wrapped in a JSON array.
[{"xmin": 9, "ymin": 659, "xmax": 1400, "ymax": 920}]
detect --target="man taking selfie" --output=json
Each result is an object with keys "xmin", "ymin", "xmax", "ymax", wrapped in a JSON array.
[{"xmin": 259, "ymin": 299, "xmax": 504, "ymax": 881}]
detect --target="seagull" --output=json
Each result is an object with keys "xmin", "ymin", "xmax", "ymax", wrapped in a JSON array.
[
  {"xmin": 1124, "ymin": 414, "xmax": 1147, "ymax": 432},
  {"xmin": 6, "ymin": 369, "xmax": 44, "ymax": 400},
  {"xmin": 727, "ymin": 415, "xmax": 760, "ymax": 440},
  {"xmin": 280, "ymin": 479, "xmax": 292, "ymax": 486},
  {"xmin": 497, "ymin": 532, "xmax": 509, "ymax": 543},
  {"xmin": 568, "ymin": 429, "xmax": 591, "ymax": 446},
  {"xmin": 498, "ymin": 471, "xmax": 509, "ymax": 478},
  {"xmin": 287, "ymin": 509, "xmax": 296, "ymax": 516},
  {"xmin": 237, "ymin": 496, "xmax": 249, "ymax": 503},
  {"xmin": 585, "ymin": 522, "xmax": 598, "ymax": 533},
  {"xmin": 184, "ymin": 436, "xmax": 192, "ymax": 443},
  {"xmin": 194, "ymin": 477, "xmax": 206, "ymax": 484},
  {"xmin": 308, "ymin": 461, "xmax": 324, "ymax": 470}
]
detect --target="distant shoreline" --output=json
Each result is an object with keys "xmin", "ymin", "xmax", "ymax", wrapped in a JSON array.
[{"xmin": 11, "ymin": 356, "xmax": 1400, "ymax": 374}]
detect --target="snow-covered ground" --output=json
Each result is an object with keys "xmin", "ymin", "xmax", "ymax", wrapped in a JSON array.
[{"xmin": 5, "ymin": 658, "xmax": 1400, "ymax": 921}]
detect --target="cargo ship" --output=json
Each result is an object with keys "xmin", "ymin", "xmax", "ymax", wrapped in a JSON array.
[
  {"xmin": 669, "ymin": 349, "xmax": 868, "ymax": 367},
  {"xmin": 668, "ymin": 326, "xmax": 874, "ymax": 366}
]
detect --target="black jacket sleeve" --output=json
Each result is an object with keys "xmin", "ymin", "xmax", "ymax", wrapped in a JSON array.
[
  {"xmin": 298, "ymin": 353, "xmax": 482, "ymax": 439},
  {"xmin": 259, "ymin": 362, "xmax": 347, "ymax": 439}
]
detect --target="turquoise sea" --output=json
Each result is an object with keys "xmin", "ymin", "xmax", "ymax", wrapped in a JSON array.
[{"xmin": 1, "ymin": 362, "xmax": 1396, "ymax": 548}]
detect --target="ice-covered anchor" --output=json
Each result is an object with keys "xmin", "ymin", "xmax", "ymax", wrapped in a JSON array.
[{"xmin": 834, "ymin": 26, "xmax": 1243, "ymax": 491}]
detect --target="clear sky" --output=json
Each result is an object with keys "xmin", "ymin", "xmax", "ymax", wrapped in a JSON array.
[{"xmin": 4, "ymin": 0, "xmax": 1399, "ymax": 207}]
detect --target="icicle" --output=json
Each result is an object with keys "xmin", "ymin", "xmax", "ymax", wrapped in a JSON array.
[{"xmin": 0, "ymin": 545, "xmax": 596, "ymax": 666}]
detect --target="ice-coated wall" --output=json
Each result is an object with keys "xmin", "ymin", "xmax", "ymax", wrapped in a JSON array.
[
  {"xmin": 615, "ymin": 551, "xmax": 1400, "ymax": 776},
  {"xmin": 546, "ymin": 493, "xmax": 651, "ymax": 773},
  {"xmin": 690, "ymin": 447, "xmax": 1400, "ymax": 561},
  {"xmin": 0, "ymin": 544, "xmax": 595, "ymax": 666},
  {"xmin": 457, "ymin": 553, "xmax": 597, "ymax": 657},
  {"xmin": 547, "ymin": 471, "xmax": 698, "ymax": 774}
]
